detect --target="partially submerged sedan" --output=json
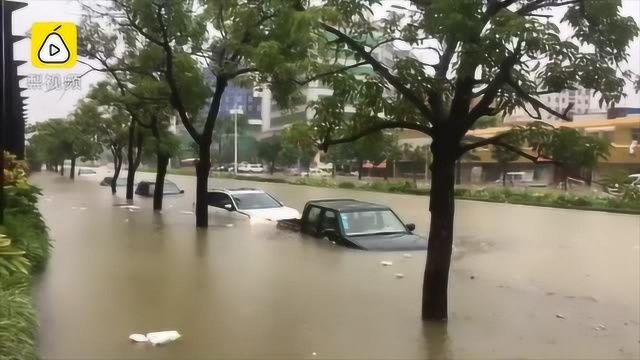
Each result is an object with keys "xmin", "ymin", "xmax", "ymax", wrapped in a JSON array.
[
  {"xmin": 135, "ymin": 180, "xmax": 185, "ymax": 197},
  {"xmin": 100, "ymin": 176, "xmax": 127, "ymax": 187},
  {"xmin": 207, "ymin": 188, "xmax": 300, "ymax": 221},
  {"xmin": 278, "ymin": 199, "xmax": 426, "ymax": 251}
]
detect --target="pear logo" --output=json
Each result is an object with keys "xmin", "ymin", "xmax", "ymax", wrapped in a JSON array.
[{"xmin": 37, "ymin": 25, "xmax": 71, "ymax": 64}]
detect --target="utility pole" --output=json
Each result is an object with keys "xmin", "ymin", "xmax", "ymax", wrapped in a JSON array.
[{"xmin": 230, "ymin": 107, "xmax": 243, "ymax": 175}]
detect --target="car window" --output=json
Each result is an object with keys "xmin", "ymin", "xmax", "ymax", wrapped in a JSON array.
[
  {"xmin": 340, "ymin": 210, "xmax": 407, "ymax": 236},
  {"xmin": 232, "ymin": 193, "xmax": 281, "ymax": 210},
  {"xmin": 207, "ymin": 192, "xmax": 234, "ymax": 210},
  {"xmin": 164, "ymin": 182, "xmax": 180, "ymax": 193},
  {"xmin": 320, "ymin": 210, "xmax": 339, "ymax": 233},
  {"xmin": 304, "ymin": 206, "xmax": 322, "ymax": 233}
]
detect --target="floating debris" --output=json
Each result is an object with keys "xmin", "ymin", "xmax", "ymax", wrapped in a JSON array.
[
  {"xmin": 402, "ymin": 253, "xmax": 412, "ymax": 258},
  {"xmin": 556, "ymin": 314, "xmax": 565, "ymax": 319},
  {"xmin": 129, "ymin": 331, "xmax": 181, "ymax": 346},
  {"xmin": 312, "ymin": 352, "xmax": 317, "ymax": 357},
  {"xmin": 593, "ymin": 324, "xmax": 607, "ymax": 331},
  {"xmin": 180, "ymin": 210, "xmax": 194, "ymax": 215},
  {"xmin": 120, "ymin": 205, "xmax": 140, "ymax": 210},
  {"xmin": 470, "ymin": 276, "xmax": 475, "ymax": 280},
  {"xmin": 129, "ymin": 334, "xmax": 147, "ymax": 343},
  {"xmin": 380, "ymin": 261, "xmax": 393, "ymax": 266},
  {"xmin": 395, "ymin": 273, "xmax": 405, "ymax": 279}
]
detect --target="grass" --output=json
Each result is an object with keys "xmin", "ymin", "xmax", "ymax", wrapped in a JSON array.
[{"xmin": 0, "ymin": 274, "xmax": 37, "ymax": 360}]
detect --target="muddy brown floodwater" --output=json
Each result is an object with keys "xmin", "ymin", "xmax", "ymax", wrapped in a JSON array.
[{"xmin": 32, "ymin": 170, "xmax": 639, "ymax": 359}]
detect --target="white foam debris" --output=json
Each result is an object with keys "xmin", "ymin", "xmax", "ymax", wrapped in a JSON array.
[
  {"xmin": 403, "ymin": 253, "xmax": 412, "ymax": 258},
  {"xmin": 129, "ymin": 334, "xmax": 147, "ymax": 343},
  {"xmin": 381, "ymin": 261, "xmax": 393, "ymax": 266},
  {"xmin": 180, "ymin": 210, "xmax": 194, "ymax": 215},
  {"xmin": 395, "ymin": 273, "xmax": 405, "ymax": 279}
]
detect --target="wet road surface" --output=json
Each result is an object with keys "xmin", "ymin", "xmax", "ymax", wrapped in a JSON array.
[{"xmin": 32, "ymin": 170, "xmax": 640, "ymax": 359}]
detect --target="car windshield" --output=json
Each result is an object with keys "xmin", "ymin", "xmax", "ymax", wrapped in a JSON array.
[
  {"xmin": 340, "ymin": 210, "xmax": 407, "ymax": 236},
  {"xmin": 232, "ymin": 193, "xmax": 281, "ymax": 210}
]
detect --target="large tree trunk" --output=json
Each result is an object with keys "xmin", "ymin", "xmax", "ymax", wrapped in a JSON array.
[
  {"xmin": 358, "ymin": 159, "xmax": 363, "ymax": 181},
  {"xmin": 154, "ymin": 154, "xmax": 169, "ymax": 211},
  {"xmin": 422, "ymin": 149, "xmax": 456, "ymax": 321},
  {"xmin": 413, "ymin": 160, "xmax": 417, "ymax": 186},
  {"xmin": 126, "ymin": 123, "xmax": 136, "ymax": 199},
  {"xmin": 70, "ymin": 157, "xmax": 76, "ymax": 180},
  {"xmin": 455, "ymin": 160, "xmax": 462, "ymax": 185},
  {"xmin": 195, "ymin": 140, "xmax": 212, "ymax": 228},
  {"xmin": 502, "ymin": 164, "xmax": 507, "ymax": 187},
  {"xmin": 112, "ymin": 151, "xmax": 123, "ymax": 195},
  {"xmin": 270, "ymin": 160, "xmax": 275, "ymax": 175},
  {"xmin": 60, "ymin": 162, "xmax": 65, "ymax": 176}
]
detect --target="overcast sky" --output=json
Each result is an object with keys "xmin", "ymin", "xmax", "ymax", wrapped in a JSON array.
[{"xmin": 12, "ymin": 0, "xmax": 640, "ymax": 124}]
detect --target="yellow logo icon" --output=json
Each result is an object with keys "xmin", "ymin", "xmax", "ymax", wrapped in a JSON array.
[{"xmin": 31, "ymin": 22, "xmax": 77, "ymax": 68}]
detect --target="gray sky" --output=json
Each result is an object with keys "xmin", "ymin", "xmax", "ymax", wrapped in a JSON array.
[{"xmin": 13, "ymin": 0, "xmax": 640, "ymax": 124}]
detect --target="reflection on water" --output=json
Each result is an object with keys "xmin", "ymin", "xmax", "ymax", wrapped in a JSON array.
[{"xmin": 32, "ymin": 171, "xmax": 640, "ymax": 359}]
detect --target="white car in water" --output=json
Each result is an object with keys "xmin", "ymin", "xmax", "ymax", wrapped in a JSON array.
[{"xmin": 207, "ymin": 188, "xmax": 300, "ymax": 221}]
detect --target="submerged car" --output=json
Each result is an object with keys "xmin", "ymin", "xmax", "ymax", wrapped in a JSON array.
[
  {"xmin": 135, "ymin": 180, "xmax": 185, "ymax": 197},
  {"xmin": 100, "ymin": 176, "xmax": 127, "ymax": 187},
  {"xmin": 207, "ymin": 188, "xmax": 300, "ymax": 221},
  {"xmin": 278, "ymin": 199, "xmax": 426, "ymax": 251},
  {"xmin": 78, "ymin": 168, "xmax": 97, "ymax": 176}
]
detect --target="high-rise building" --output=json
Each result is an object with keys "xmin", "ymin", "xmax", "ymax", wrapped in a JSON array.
[
  {"xmin": 1, "ymin": 0, "xmax": 29, "ymax": 159},
  {"xmin": 504, "ymin": 87, "xmax": 593, "ymax": 123},
  {"xmin": 202, "ymin": 68, "xmax": 261, "ymax": 119}
]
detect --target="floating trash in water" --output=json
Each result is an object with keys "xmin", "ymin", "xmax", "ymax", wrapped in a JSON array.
[
  {"xmin": 120, "ymin": 205, "xmax": 140, "ymax": 210},
  {"xmin": 556, "ymin": 314, "xmax": 565, "ymax": 319},
  {"xmin": 125, "ymin": 219, "xmax": 129, "ymax": 223},
  {"xmin": 312, "ymin": 352, "xmax": 317, "ymax": 356},
  {"xmin": 381, "ymin": 261, "xmax": 393, "ymax": 266},
  {"xmin": 470, "ymin": 276, "xmax": 476, "ymax": 280},
  {"xmin": 403, "ymin": 253, "xmax": 412, "ymax": 258},
  {"xmin": 129, "ymin": 331, "xmax": 181, "ymax": 346},
  {"xmin": 593, "ymin": 324, "xmax": 607, "ymax": 331},
  {"xmin": 129, "ymin": 334, "xmax": 147, "ymax": 342},
  {"xmin": 147, "ymin": 330, "xmax": 181, "ymax": 345},
  {"xmin": 180, "ymin": 210, "xmax": 194, "ymax": 215},
  {"xmin": 395, "ymin": 273, "xmax": 405, "ymax": 279}
]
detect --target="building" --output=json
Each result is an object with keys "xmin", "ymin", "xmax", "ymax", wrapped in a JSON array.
[
  {"xmin": 202, "ymin": 68, "xmax": 261, "ymax": 119},
  {"xmin": 505, "ymin": 88, "xmax": 593, "ymax": 123},
  {"xmin": 259, "ymin": 32, "xmax": 415, "ymax": 136},
  {"xmin": 462, "ymin": 115, "xmax": 640, "ymax": 184}
]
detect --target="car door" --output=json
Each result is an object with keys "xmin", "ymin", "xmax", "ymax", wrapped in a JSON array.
[
  {"xmin": 318, "ymin": 210, "xmax": 341, "ymax": 242},
  {"xmin": 302, "ymin": 206, "xmax": 322, "ymax": 235},
  {"xmin": 208, "ymin": 192, "xmax": 239, "ymax": 218}
]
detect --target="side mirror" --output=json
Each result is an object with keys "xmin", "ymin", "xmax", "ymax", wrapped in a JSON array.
[
  {"xmin": 406, "ymin": 223, "xmax": 416, "ymax": 232},
  {"xmin": 224, "ymin": 204, "xmax": 233, "ymax": 211},
  {"xmin": 322, "ymin": 229, "xmax": 338, "ymax": 241}
]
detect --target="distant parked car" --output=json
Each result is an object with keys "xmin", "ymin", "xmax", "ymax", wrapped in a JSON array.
[
  {"xmin": 100, "ymin": 176, "xmax": 126, "ymax": 187},
  {"xmin": 135, "ymin": 180, "xmax": 185, "ymax": 197},
  {"xmin": 301, "ymin": 168, "xmax": 331, "ymax": 177},
  {"xmin": 207, "ymin": 188, "xmax": 300, "ymax": 221},
  {"xmin": 78, "ymin": 168, "xmax": 97, "ymax": 176}
]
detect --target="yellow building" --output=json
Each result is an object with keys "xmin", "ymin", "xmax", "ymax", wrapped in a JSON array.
[{"xmin": 398, "ymin": 115, "xmax": 640, "ymax": 184}]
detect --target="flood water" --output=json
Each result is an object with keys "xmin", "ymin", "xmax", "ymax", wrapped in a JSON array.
[{"xmin": 32, "ymin": 170, "xmax": 640, "ymax": 359}]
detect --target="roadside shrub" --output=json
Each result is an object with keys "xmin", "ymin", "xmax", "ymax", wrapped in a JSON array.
[
  {"xmin": 0, "ymin": 235, "xmax": 30, "ymax": 276},
  {"xmin": 4, "ymin": 211, "xmax": 49, "ymax": 273},
  {"xmin": 0, "ymin": 274, "xmax": 37, "ymax": 360},
  {"xmin": 338, "ymin": 181, "xmax": 356, "ymax": 189}
]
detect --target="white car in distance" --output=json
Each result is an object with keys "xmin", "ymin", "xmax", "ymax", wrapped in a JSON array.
[
  {"xmin": 207, "ymin": 188, "xmax": 300, "ymax": 221},
  {"xmin": 301, "ymin": 168, "xmax": 331, "ymax": 177}
]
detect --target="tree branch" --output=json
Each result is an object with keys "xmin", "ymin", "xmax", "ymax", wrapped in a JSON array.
[
  {"xmin": 295, "ymin": 61, "xmax": 369, "ymax": 86},
  {"xmin": 319, "ymin": 121, "xmax": 433, "ymax": 152},
  {"xmin": 508, "ymin": 79, "xmax": 574, "ymax": 121},
  {"xmin": 319, "ymin": 23, "xmax": 434, "ymax": 124}
]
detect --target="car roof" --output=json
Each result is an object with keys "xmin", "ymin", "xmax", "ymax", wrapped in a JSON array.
[
  {"xmin": 209, "ymin": 188, "xmax": 265, "ymax": 195},
  {"xmin": 307, "ymin": 199, "xmax": 390, "ymax": 211}
]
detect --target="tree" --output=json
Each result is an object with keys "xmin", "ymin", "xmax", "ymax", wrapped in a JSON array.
[
  {"xmin": 289, "ymin": 0, "xmax": 638, "ymax": 320},
  {"xmin": 280, "ymin": 121, "xmax": 318, "ymax": 170},
  {"xmin": 78, "ymin": 12, "xmax": 209, "ymax": 207},
  {"xmin": 257, "ymin": 136, "xmax": 282, "ymax": 174},
  {"xmin": 399, "ymin": 144, "xmax": 427, "ymax": 185},
  {"xmin": 97, "ymin": 0, "xmax": 305, "ymax": 227}
]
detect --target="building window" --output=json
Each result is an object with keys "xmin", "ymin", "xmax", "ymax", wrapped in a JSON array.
[
  {"xmin": 257, "ymin": 104, "xmax": 261, "ymax": 112},
  {"xmin": 547, "ymin": 96, "xmax": 551, "ymax": 102},
  {"xmin": 562, "ymin": 98, "xmax": 565, "ymax": 103},
  {"xmin": 577, "ymin": 99, "xmax": 581, "ymax": 104},
  {"xmin": 556, "ymin": 98, "xmax": 559, "ymax": 103},
  {"xmin": 568, "ymin": 90, "xmax": 576, "ymax": 96}
]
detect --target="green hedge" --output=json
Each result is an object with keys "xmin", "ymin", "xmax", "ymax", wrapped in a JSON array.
[{"xmin": 0, "ymin": 184, "xmax": 50, "ymax": 360}]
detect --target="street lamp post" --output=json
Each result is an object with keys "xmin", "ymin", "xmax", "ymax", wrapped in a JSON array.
[{"xmin": 230, "ymin": 108, "xmax": 244, "ymax": 176}]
